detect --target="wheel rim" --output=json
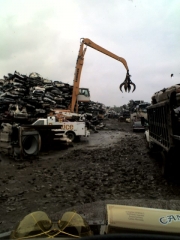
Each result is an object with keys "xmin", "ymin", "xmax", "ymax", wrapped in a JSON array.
[{"xmin": 67, "ymin": 132, "xmax": 75, "ymax": 141}]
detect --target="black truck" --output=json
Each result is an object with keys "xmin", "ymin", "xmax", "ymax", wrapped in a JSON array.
[{"xmin": 145, "ymin": 84, "xmax": 180, "ymax": 176}]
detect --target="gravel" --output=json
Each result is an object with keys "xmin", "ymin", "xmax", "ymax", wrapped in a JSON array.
[{"xmin": 1, "ymin": 120, "xmax": 180, "ymax": 232}]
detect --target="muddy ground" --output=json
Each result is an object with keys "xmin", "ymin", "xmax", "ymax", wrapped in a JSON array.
[{"xmin": 1, "ymin": 119, "xmax": 180, "ymax": 232}]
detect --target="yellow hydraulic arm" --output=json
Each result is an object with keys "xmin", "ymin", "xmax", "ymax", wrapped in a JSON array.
[{"xmin": 70, "ymin": 38, "xmax": 136, "ymax": 113}]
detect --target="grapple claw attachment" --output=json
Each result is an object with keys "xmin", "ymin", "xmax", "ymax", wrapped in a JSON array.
[
  {"xmin": 119, "ymin": 71, "xmax": 136, "ymax": 93},
  {"xmin": 119, "ymin": 83, "xmax": 124, "ymax": 93}
]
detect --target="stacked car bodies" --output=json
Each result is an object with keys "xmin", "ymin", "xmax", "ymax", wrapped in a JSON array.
[{"xmin": 0, "ymin": 71, "xmax": 107, "ymax": 124}]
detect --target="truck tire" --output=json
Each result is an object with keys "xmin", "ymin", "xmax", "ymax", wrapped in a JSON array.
[{"xmin": 66, "ymin": 131, "xmax": 76, "ymax": 142}]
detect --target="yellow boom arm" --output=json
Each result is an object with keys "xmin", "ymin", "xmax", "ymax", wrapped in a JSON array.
[
  {"xmin": 83, "ymin": 38, "xmax": 129, "ymax": 71},
  {"xmin": 70, "ymin": 38, "xmax": 135, "ymax": 113}
]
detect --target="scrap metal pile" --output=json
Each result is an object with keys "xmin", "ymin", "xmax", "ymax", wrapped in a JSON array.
[{"xmin": 0, "ymin": 71, "xmax": 106, "ymax": 124}]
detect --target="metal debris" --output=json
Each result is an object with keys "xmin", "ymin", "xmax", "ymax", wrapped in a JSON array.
[{"xmin": 0, "ymin": 71, "xmax": 107, "ymax": 123}]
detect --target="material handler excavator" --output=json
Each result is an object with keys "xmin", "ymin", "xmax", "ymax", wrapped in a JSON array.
[{"xmin": 69, "ymin": 38, "xmax": 136, "ymax": 113}]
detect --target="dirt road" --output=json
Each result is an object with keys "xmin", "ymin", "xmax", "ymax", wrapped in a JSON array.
[{"xmin": 1, "ymin": 119, "xmax": 180, "ymax": 232}]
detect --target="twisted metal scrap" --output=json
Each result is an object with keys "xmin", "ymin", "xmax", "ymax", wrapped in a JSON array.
[{"xmin": 119, "ymin": 71, "xmax": 136, "ymax": 93}]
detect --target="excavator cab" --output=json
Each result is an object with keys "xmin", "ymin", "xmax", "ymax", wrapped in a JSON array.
[{"xmin": 78, "ymin": 88, "xmax": 90, "ymax": 102}]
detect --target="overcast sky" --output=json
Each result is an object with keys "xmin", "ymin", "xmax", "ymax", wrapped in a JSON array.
[{"xmin": 0, "ymin": 0, "xmax": 179, "ymax": 106}]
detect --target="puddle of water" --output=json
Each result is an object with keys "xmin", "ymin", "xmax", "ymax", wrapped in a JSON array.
[{"xmin": 77, "ymin": 131, "xmax": 127, "ymax": 149}]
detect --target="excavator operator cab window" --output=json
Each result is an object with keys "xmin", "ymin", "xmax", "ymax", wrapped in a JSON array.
[
  {"xmin": 79, "ymin": 88, "xmax": 90, "ymax": 97},
  {"xmin": 78, "ymin": 88, "xmax": 90, "ymax": 103}
]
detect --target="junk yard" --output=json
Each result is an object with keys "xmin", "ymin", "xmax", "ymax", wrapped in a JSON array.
[{"xmin": 0, "ymin": 38, "xmax": 180, "ymax": 235}]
